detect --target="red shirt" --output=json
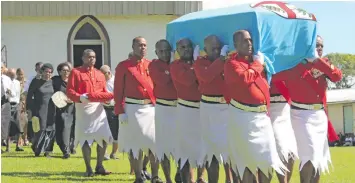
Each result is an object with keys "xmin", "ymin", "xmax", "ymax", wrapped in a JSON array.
[
  {"xmin": 193, "ymin": 56, "xmax": 226, "ymax": 96},
  {"xmin": 114, "ymin": 57, "xmax": 154, "ymax": 115},
  {"xmin": 170, "ymin": 60, "xmax": 201, "ymax": 101},
  {"xmin": 224, "ymin": 54, "xmax": 268, "ymax": 105},
  {"xmin": 149, "ymin": 59, "xmax": 177, "ymax": 100},
  {"xmin": 67, "ymin": 66, "xmax": 113, "ymax": 102},
  {"xmin": 273, "ymin": 58, "xmax": 342, "ymax": 104}
]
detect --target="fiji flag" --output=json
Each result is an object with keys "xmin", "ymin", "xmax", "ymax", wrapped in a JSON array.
[{"xmin": 166, "ymin": 1, "xmax": 318, "ymax": 82}]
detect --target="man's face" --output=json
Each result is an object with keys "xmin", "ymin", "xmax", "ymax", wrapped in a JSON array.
[
  {"xmin": 235, "ymin": 31, "xmax": 253, "ymax": 56},
  {"xmin": 100, "ymin": 69, "xmax": 111, "ymax": 81},
  {"xmin": 8, "ymin": 71, "xmax": 16, "ymax": 80},
  {"xmin": 16, "ymin": 71, "xmax": 24, "ymax": 81},
  {"xmin": 83, "ymin": 51, "xmax": 96, "ymax": 67},
  {"xmin": 316, "ymin": 37, "xmax": 324, "ymax": 57},
  {"xmin": 155, "ymin": 41, "xmax": 172, "ymax": 63},
  {"xmin": 205, "ymin": 38, "xmax": 222, "ymax": 61},
  {"xmin": 177, "ymin": 39, "xmax": 193, "ymax": 61},
  {"xmin": 133, "ymin": 38, "xmax": 147, "ymax": 58}
]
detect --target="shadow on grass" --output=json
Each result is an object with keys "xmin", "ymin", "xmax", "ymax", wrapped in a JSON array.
[
  {"xmin": 1, "ymin": 171, "xmax": 132, "ymax": 182},
  {"xmin": 1, "ymin": 154, "xmax": 97, "ymax": 160}
]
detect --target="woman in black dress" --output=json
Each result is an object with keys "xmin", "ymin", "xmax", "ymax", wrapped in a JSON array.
[
  {"xmin": 52, "ymin": 62, "xmax": 75, "ymax": 159},
  {"xmin": 26, "ymin": 63, "xmax": 56, "ymax": 157}
]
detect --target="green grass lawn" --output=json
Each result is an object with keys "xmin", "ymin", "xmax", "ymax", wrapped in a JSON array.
[{"xmin": 1, "ymin": 145, "xmax": 354, "ymax": 183}]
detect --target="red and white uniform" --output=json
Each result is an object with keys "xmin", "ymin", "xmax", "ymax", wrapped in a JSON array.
[
  {"xmin": 224, "ymin": 54, "xmax": 286, "ymax": 176},
  {"xmin": 193, "ymin": 56, "xmax": 229, "ymax": 166},
  {"xmin": 269, "ymin": 80, "xmax": 298, "ymax": 162},
  {"xmin": 113, "ymin": 57, "xmax": 156, "ymax": 159},
  {"xmin": 67, "ymin": 66, "xmax": 114, "ymax": 148},
  {"xmin": 273, "ymin": 58, "xmax": 342, "ymax": 173},
  {"xmin": 149, "ymin": 59, "xmax": 178, "ymax": 161},
  {"xmin": 170, "ymin": 59, "xmax": 204, "ymax": 169}
]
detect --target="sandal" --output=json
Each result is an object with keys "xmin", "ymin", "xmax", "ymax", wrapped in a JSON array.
[{"xmin": 196, "ymin": 178, "xmax": 207, "ymax": 183}]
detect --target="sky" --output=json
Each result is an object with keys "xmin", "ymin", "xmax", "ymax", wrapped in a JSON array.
[{"xmin": 202, "ymin": 0, "xmax": 355, "ymax": 55}]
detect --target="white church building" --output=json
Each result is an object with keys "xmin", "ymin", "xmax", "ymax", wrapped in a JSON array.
[{"xmin": 1, "ymin": 1, "xmax": 203, "ymax": 74}]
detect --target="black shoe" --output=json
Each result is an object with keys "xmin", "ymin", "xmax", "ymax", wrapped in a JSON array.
[
  {"xmin": 63, "ymin": 154, "xmax": 70, "ymax": 159},
  {"xmin": 70, "ymin": 149, "xmax": 77, "ymax": 155},
  {"xmin": 110, "ymin": 154, "xmax": 119, "ymax": 160},
  {"xmin": 15, "ymin": 147, "xmax": 24, "ymax": 152},
  {"xmin": 142, "ymin": 169, "xmax": 151, "ymax": 180},
  {"xmin": 151, "ymin": 176, "xmax": 164, "ymax": 183}
]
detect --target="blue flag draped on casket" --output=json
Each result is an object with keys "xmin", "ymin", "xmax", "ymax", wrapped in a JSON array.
[{"xmin": 166, "ymin": 1, "xmax": 317, "ymax": 79}]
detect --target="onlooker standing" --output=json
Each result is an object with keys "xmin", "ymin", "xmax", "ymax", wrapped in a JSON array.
[
  {"xmin": 53, "ymin": 62, "xmax": 75, "ymax": 159},
  {"xmin": 26, "ymin": 63, "xmax": 56, "ymax": 157},
  {"xmin": 100, "ymin": 65, "xmax": 119, "ymax": 160},
  {"xmin": 16, "ymin": 68, "xmax": 29, "ymax": 146},
  {"xmin": 6, "ymin": 68, "xmax": 23, "ymax": 152}
]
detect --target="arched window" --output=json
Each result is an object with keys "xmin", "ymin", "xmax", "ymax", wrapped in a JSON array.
[{"xmin": 67, "ymin": 15, "xmax": 111, "ymax": 69}]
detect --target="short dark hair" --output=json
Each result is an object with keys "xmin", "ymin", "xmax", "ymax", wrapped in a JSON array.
[
  {"xmin": 35, "ymin": 62, "xmax": 43, "ymax": 68},
  {"xmin": 233, "ymin": 30, "xmax": 248, "ymax": 43},
  {"xmin": 132, "ymin": 36, "xmax": 144, "ymax": 46},
  {"xmin": 56, "ymin": 62, "xmax": 71, "ymax": 74},
  {"xmin": 82, "ymin": 49, "xmax": 95, "ymax": 57},
  {"xmin": 40, "ymin": 63, "xmax": 54, "ymax": 72},
  {"xmin": 155, "ymin": 39, "xmax": 170, "ymax": 49}
]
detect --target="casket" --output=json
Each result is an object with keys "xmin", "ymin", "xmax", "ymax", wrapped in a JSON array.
[{"xmin": 166, "ymin": 1, "xmax": 318, "ymax": 75}]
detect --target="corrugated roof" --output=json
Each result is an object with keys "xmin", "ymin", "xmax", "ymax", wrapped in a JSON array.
[{"xmin": 327, "ymin": 89, "xmax": 355, "ymax": 103}]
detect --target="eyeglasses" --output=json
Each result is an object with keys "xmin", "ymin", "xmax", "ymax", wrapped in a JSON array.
[{"xmin": 61, "ymin": 70, "xmax": 70, "ymax": 73}]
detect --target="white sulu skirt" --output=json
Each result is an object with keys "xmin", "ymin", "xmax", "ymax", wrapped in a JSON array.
[
  {"xmin": 227, "ymin": 106, "xmax": 287, "ymax": 177},
  {"xmin": 75, "ymin": 102, "xmax": 113, "ymax": 148},
  {"xmin": 291, "ymin": 109, "xmax": 332, "ymax": 174},
  {"xmin": 155, "ymin": 104, "xmax": 178, "ymax": 161},
  {"xmin": 200, "ymin": 102, "xmax": 229, "ymax": 166},
  {"xmin": 175, "ymin": 104, "xmax": 204, "ymax": 169},
  {"xmin": 269, "ymin": 102, "xmax": 299, "ymax": 162},
  {"xmin": 117, "ymin": 103, "xmax": 156, "ymax": 159}
]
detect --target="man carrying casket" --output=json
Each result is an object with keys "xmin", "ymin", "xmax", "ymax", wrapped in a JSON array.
[{"xmin": 225, "ymin": 30, "xmax": 286, "ymax": 183}]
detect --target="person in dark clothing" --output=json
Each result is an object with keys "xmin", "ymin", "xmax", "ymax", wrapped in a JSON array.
[
  {"xmin": 26, "ymin": 63, "xmax": 56, "ymax": 157},
  {"xmin": 52, "ymin": 62, "xmax": 76, "ymax": 159}
]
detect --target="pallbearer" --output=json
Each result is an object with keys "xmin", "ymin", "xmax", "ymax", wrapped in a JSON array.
[
  {"xmin": 149, "ymin": 39, "xmax": 178, "ymax": 183},
  {"xmin": 114, "ymin": 37, "xmax": 162, "ymax": 183},
  {"xmin": 224, "ymin": 30, "xmax": 286, "ymax": 183},
  {"xmin": 170, "ymin": 38, "xmax": 206, "ymax": 183},
  {"xmin": 193, "ymin": 35, "xmax": 233, "ymax": 183}
]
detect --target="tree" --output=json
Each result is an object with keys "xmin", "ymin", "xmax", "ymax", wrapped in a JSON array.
[{"xmin": 325, "ymin": 53, "xmax": 355, "ymax": 89}]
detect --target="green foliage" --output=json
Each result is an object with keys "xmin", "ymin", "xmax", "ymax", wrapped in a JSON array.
[{"xmin": 325, "ymin": 53, "xmax": 355, "ymax": 89}]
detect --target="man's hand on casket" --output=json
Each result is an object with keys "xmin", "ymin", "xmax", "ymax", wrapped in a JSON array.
[
  {"xmin": 306, "ymin": 48, "xmax": 320, "ymax": 63},
  {"xmin": 220, "ymin": 45, "xmax": 229, "ymax": 57},
  {"xmin": 193, "ymin": 45, "xmax": 200, "ymax": 61},
  {"xmin": 253, "ymin": 51, "xmax": 265, "ymax": 65}
]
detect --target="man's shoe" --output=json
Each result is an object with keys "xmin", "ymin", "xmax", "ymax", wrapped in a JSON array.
[
  {"xmin": 63, "ymin": 153, "xmax": 70, "ymax": 159},
  {"xmin": 151, "ymin": 176, "xmax": 164, "ymax": 183},
  {"xmin": 15, "ymin": 147, "xmax": 24, "ymax": 151}
]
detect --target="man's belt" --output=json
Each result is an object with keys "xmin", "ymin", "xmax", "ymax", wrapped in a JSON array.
[
  {"xmin": 125, "ymin": 97, "xmax": 152, "ymax": 105},
  {"xmin": 230, "ymin": 99, "xmax": 267, "ymax": 113},
  {"xmin": 201, "ymin": 95, "xmax": 227, "ymax": 104},
  {"xmin": 270, "ymin": 95, "xmax": 287, "ymax": 103},
  {"xmin": 291, "ymin": 101, "xmax": 324, "ymax": 110},
  {"xmin": 156, "ymin": 98, "xmax": 177, "ymax": 107},
  {"xmin": 178, "ymin": 98, "xmax": 200, "ymax": 108},
  {"xmin": 103, "ymin": 105, "xmax": 114, "ymax": 109}
]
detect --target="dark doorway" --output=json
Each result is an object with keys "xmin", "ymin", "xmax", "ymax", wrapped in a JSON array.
[{"xmin": 73, "ymin": 45, "xmax": 103, "ymax": 70}]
